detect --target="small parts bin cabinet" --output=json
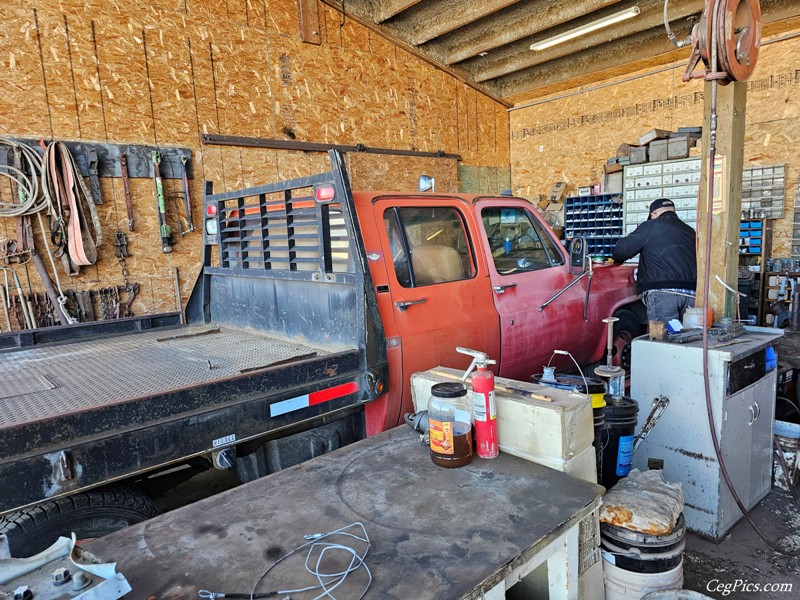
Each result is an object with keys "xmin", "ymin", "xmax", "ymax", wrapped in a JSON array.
[{"xmin": 564, "ymin": 193, "xmax": 623, "ymax": 258}]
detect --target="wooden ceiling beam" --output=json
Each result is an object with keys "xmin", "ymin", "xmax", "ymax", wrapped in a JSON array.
[
  {"xmin": 423, "ymin": 0, "xmax": 623, "ymax": 66},
  {"xmin": 490, "ymin": 25, "xmax": 687, "ymax": 98},
  {"xmin": 492, "ymin": 0, "xmax": 800, "ymax": 99},
  {"xmin": 466, "ymin": 0, "xmax": 703, "ymax": 83},
  {"xmin": 373, "ymin": 0, "xmax": 426, "ymax": 23},
  {"xmin": 387, "ymin": 0, "xmax": 521, "ymax": 46}
]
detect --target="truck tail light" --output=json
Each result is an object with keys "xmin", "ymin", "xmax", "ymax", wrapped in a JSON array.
[
  {"xmin": 206, "ymin": 219, "xmax": 218, "ymax": 235},
  {"xmin": 315, "ymin": 186, "xmax": 335, "ymax": 202},
  {"xmin": 206, "ymin": 204, "xmax": 217, "ymax": 217}
]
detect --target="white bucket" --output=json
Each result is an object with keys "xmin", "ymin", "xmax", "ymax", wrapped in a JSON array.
[
  {"xmin": 641, "ymin": 591, "xmax": 714, "ymax": 600},
  {"xmin": 603, "ymin": 557, "xmax": 683, "ymax": 600}
]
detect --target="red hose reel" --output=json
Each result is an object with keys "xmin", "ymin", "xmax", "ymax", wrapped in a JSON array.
[{"xmin": 682, "ymin": 0, "xmax": 762, "ymax": 84}]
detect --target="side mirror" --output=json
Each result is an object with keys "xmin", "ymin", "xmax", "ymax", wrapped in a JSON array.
[{"xmin": 568, "ymin": 237, "xmax": 587, "ymax": 275}]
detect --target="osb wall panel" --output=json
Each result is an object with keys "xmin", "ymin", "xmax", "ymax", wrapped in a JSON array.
[
  {"xmin": 510, "ymin": 31, "xmax": 800, "ymax": 259},
  {"xmin": 0, "ymin": 1, "xmax": 509, "ymax": 331}
]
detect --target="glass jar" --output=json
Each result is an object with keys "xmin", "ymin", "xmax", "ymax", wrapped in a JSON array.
[{"xmin": 428, "ymin": 382, "xmax": 473, "ymax": 468}]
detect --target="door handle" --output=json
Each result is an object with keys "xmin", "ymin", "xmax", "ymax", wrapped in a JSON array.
[
  {"xmin": 753, "ymin": 401, "xmax": 760, "ymax": 421},
  {"xmin": 395, "ymin": 298, "xmax": 427, "ymax": 311},
  {"xmin": 748, "ymin": 405, "xmax": 755, "ymax": 426},
  {"xmin": 493, "ymin": 282, "xmax": 517, "ymax": 294}
]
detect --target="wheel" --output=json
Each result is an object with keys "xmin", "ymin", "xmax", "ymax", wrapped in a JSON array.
[
  {"xmin": 611, "ymin": 310, "xmax": 641, "ymax": 372},
  {"xmin": 0, "ymin": 486, "xmax": 160, "ymax": 558}
]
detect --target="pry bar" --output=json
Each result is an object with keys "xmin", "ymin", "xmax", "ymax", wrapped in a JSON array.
[
  {"xmin": 152, "ymin": 151, "xmax": 173, "ymax": 254},
  {"xmin": 120, "ymin": 153, "xmax": 135, "ymax": 231},
  {"xmin": 180, "ymin": 155, "xmax": 195, "ymax": 233}
]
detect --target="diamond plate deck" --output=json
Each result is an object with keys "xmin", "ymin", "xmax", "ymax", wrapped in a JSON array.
[{"xmin": 0, "ymin": 325, "xmax": 343, "ymax": 429}]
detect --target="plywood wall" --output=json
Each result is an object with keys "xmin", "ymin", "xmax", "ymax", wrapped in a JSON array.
[
  {"xmin": 0, "ymin": 1, "xmax": 509, "ymax": 328},
  {"xmin": 510, "ymin": 30, "xmax": 800, "ymax": 258}
]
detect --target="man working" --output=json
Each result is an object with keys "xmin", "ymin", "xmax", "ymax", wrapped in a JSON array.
[{"xmin": 613, "ymin": 198, "xmax": 697, "ymax": 323}]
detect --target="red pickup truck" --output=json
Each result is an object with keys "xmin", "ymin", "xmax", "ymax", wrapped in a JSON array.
[{"xmin": 354, "ymin": 189, "xmax": 641, "ymax": 435}]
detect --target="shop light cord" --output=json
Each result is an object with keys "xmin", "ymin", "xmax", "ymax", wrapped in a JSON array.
[{"xmin": 199, "ymin": 522, "xmax": 372, "ymax": 600}]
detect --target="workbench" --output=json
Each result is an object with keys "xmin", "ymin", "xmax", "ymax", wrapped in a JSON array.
[{"xmin": 88, "ymin": 426, "xmax": 604, "ymax": 599}]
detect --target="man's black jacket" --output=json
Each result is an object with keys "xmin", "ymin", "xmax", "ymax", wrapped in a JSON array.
[{"xmin": 612, "ymin": 211, "xmax": 697, "ymax": 293}]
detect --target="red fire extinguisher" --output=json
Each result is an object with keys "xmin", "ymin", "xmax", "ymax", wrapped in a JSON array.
[{"xmin": 458, "ymin": 347, "xmax": 499, "ymax": 459}]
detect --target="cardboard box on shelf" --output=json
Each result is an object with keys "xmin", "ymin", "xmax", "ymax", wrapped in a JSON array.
[
  {"xmin": 649, "ymin": 138, "xmax": 670, "ymax": 162},
  {"xmin": 667, "ymin": 136, "xmax": 692, "ymax": 159},
  {"xmin": 603, "ymin": 171, "xmax": 623, "ymax": 194},
  {"xmin": 547, "ymin": 181, "xmax": 568, "ymax": 203},
  {"xmin": 629, "ymin": 146, "xmax": 648, "ymax": 164},
  {"xmin": 616, "ymin": 143, "xmax": 641, "ymax": 158},
  {"xmin": 638, "ymin": 128, "xmax": 672, "ymax": 145}
]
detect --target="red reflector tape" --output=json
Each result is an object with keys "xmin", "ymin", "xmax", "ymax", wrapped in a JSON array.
[
  {"xmin": 309, "ymin": 381, "xmax": 360, "ymax": 405},
  {"xmin": 270, "ymin": 381, "xmax": 360, "ymax": 417}
]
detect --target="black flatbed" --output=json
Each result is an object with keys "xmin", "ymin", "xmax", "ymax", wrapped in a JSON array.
[{"xmin": 0, "ymin": 323, "xmax": 341, "ymax": 430}]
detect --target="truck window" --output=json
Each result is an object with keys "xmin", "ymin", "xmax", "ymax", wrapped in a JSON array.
[
  {"xmin": 481, "ymin": 207, "xmax": 564, "ymax": 275},
  {"xmin": 383, "ymin": 207, "xmax": 475, "ymax": 287}
]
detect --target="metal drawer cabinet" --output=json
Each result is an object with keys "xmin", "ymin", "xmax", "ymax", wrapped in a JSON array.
[{"xmin": 630, "ymin": 331, "xmax": 781, "ymax": 541}]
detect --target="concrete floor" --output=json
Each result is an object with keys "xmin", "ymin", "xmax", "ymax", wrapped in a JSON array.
[{"xmin": 682, "ymin": 488, "xmax": 800, "ymax": 599}]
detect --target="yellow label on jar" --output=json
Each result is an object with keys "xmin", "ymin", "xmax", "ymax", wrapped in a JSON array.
[{"xmin": 429, "ymin": 419, "xmax": 454, "ymax": 455}]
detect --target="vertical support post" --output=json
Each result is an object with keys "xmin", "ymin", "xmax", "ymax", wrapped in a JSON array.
[{"xmin": 696, "ymin": 80, "xmax": 748, "ymax": 320}]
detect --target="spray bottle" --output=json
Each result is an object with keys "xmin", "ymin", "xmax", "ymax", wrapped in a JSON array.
[{"xmin": 458, "ymin": 347, "xmax": 499, "ymax": 459}]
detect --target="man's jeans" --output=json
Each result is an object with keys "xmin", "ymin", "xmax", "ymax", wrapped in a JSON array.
[{"xmin": 644, "ymin": 289, "xmax": 695, "ymax": 323}]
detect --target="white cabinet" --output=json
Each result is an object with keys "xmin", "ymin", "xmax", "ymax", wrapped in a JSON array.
[{"xmin": 631, "ymin": 331, "xmax": 781, "ymax": 540}]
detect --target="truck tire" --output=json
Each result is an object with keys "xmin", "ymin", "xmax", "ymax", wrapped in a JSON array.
[
  {"xmin": 612, "ymin": 310, "xmax": 641, "ymax": 371},
  {"xmin": 0, "ymin": 486, "xmax": 160, "ymax": 558}
]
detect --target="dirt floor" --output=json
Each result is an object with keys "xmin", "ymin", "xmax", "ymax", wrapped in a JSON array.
[{"xmin": 682, "ymin": 489, "xmax": 800, "ymax": 599}]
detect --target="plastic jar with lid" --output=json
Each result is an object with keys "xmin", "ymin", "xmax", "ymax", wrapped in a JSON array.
[{"xmin": 428, "ymin": 382, "xmax": 473, "ymax": 468}]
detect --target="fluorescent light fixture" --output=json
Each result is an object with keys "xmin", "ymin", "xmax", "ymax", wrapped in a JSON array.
[{"xmin": 530, "ymin": 6, "xmax": 641, "ymax": 51}]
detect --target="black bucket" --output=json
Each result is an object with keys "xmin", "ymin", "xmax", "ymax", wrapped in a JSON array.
[
  {"xmin": 533, "ymin": 372, "xmax": 608, "ymax": 483},
  {"xmin": 600, "ymin": 395, "xmax": 639, "ymax": 488},
  {"xmin": 601, "ymin": 514, "xmax": 685, "ymax": 573}
]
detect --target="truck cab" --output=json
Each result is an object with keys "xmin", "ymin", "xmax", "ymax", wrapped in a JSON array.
[{"xmin": 354, "ymin": 191, "xmax": 640, "ymax": 435}]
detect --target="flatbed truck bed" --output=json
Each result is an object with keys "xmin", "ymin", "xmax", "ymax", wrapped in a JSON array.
[
  {"xmin": 0, "ymin": 323, "xmax": 343, "ymax": 428},
  {"xmin": 0, "ymin": 151, "xmax": 388, "ymax": 553}
]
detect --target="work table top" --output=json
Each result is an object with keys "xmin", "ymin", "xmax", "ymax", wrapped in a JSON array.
[{"xmin": 88, "ymin": 426, "xmax": 603, "ymax": 599}]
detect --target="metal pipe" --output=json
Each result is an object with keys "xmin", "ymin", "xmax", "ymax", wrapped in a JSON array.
[
  {"xmin": 0, "ymin": 285, "xmax": 10, "ymax": 331},
  {"xmin": 201, "ymin": 134, "xmax": 462, "ymax": 161}
]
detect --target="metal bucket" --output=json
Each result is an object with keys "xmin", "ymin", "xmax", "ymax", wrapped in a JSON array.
[{"xmin": 773, "ymin": 420, "xmax": 800, "ymax": 491}]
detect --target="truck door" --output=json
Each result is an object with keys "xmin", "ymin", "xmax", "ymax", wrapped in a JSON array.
[
  {"xmin": 475, "ymin": 200, "xmax": 590, "ymax": 381},
  {"xmin": 373, "ymin": 198, "xmax": 501, "ymax": 417}
]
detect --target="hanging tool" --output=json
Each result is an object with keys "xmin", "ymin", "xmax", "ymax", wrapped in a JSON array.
[
  {"xmin": 0, "ymin": 241, "xmax": 34, "ymax": 329},
  {"xmin": 120, "ymin": 282, "xmax": 140, "ymax": 318},
  {"xmin": 120, "ymin": 153, "xmax": 135, "ymax": 231},
  {"xmin": 0, "ymin": 285, "xmax": 10, "ymax": 331},
  {"xmin": 151, "ymin": 151, "xmax": 173, "ymax": 253},
  {"xmin": 180, "ymin": 155, "xmax": 195, "ymax": 234},
  {"xmin": 114, "ymin": 231, "xmax": 130, "ymax": 259},
  {"xmin": 634, "ymin": 396, "xmax": 670, "ymax": 453},
  {"xmin": 675, "ymin": 0, "xmax": 762, "ymax": 84},
  {"xmin": 85, "ymin": 147, "xmax": 103, "ymax": 204}
]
